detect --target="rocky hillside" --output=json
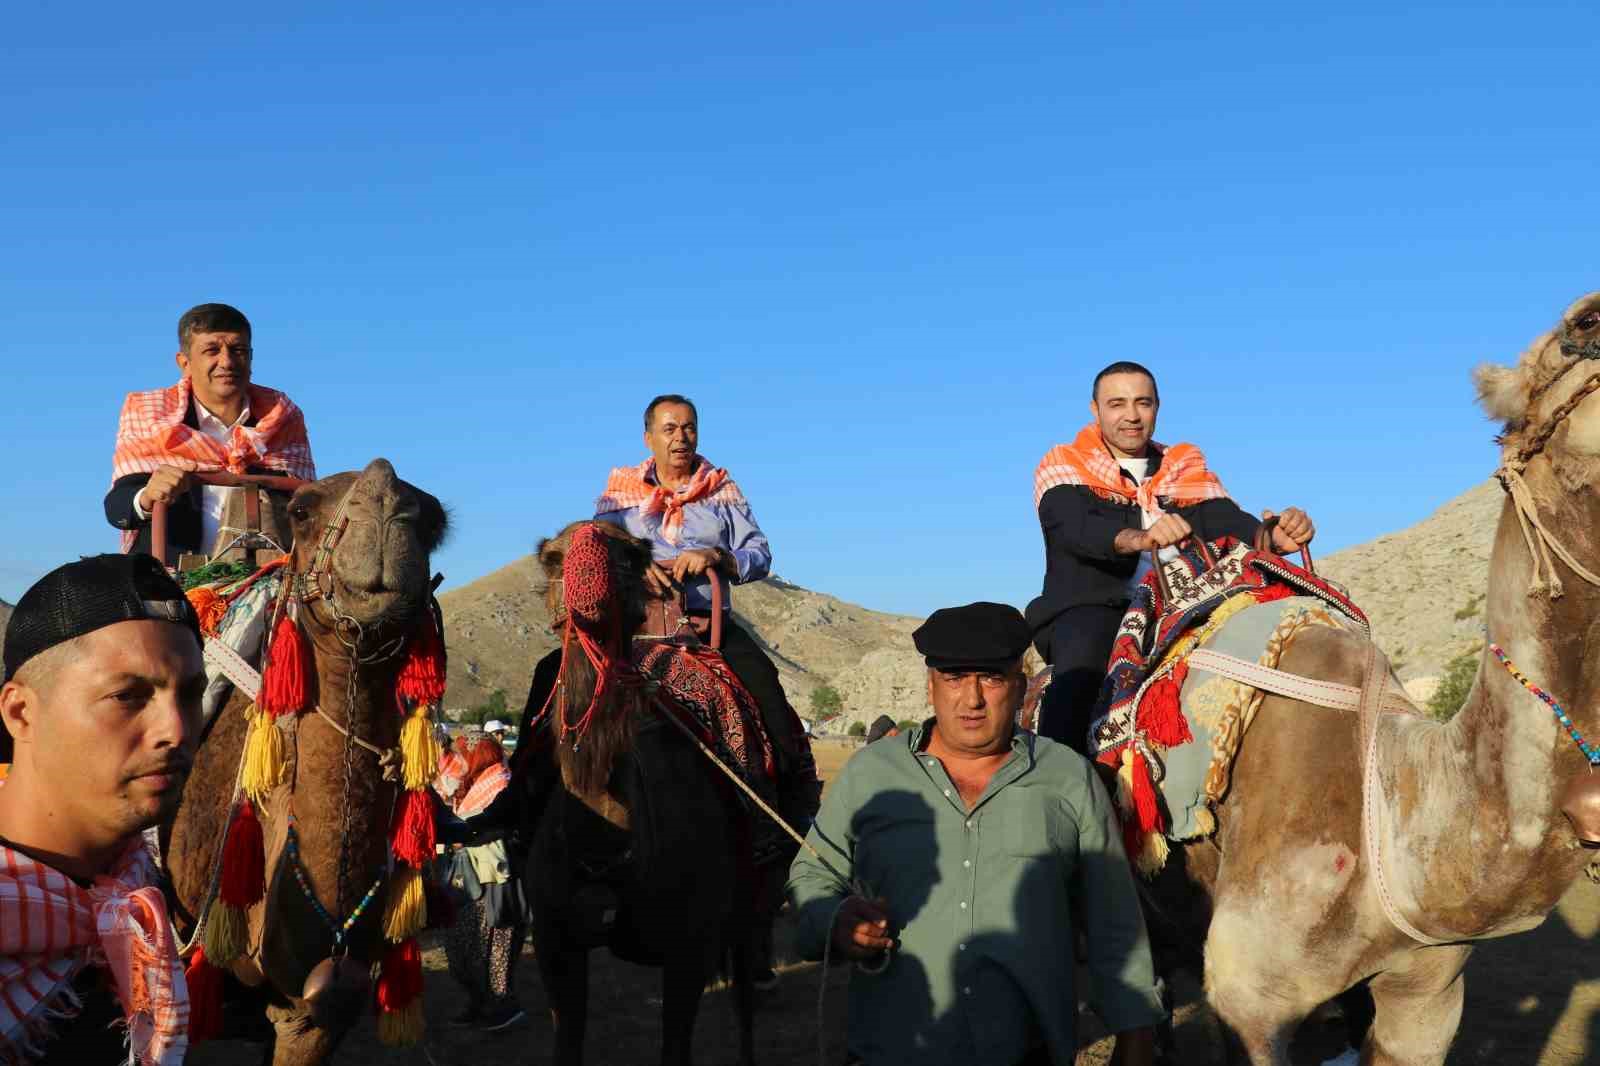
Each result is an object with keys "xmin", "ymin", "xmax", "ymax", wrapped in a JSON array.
[
  {"xmin": 439, "ymin": 482, "xmax": 1507, "ymax": 727},
  {"xmin": 438, "ymin": 560, "xmax": 927, "ymax": 726},
  {"xmin": 0, "ymin": 600, "xmax": 10, "ymax": 637}
]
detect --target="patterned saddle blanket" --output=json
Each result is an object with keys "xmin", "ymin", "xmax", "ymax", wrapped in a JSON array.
[{"xmin": 1086, "ymin": 538, "xmax": 1368, "ymax": 873}]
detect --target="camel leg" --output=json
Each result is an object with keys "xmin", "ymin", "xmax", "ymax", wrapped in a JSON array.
[
  {"xmin": 1202, "ymin": 904, "xmax": 1327, "ymax": 1066},
  {"xmin": 264, "ymin": 1001, "xmax": 341, "ymax": 1066},
  {"xmin": 1360, "ymin": 946, "xmax": 1471, "ymax": 1066},
  {"xmin": 535, "ymin": 942, "xmax": 590, "ymax": 1066},
  {"xmin": 660, "ymin": 946, "xmax": 718, "ymax": 1066}
]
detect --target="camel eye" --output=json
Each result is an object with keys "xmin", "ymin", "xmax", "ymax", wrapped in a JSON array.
[
  {"xmin": 290, "ymin": 504, "xmax": 311, "ymax": 523},
  {"xmin": 1577, "ymin": 311, "xmax": 1600, "ymax": 332}
]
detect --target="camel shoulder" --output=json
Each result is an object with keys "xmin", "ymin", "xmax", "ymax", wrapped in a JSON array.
[{"xmin": 1271, "ymin": 621, "xmax": 1387, "ymax": 691}]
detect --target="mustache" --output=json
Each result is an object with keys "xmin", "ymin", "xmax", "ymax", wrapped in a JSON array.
[{"xmin": 124, "ymin": 757, "xmax": 193, "ymax": 781}]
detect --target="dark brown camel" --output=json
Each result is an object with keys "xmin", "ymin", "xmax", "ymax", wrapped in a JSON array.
[
  {"xmin": 518, "ymin": 519, "xmax": 756, "ymax": 1066},
  {"xmin": 1143, "ymin": 292, "xmax": 1600, "ymax": 1064},
  {"xmin": 163, "ymin": 458, "xmax": 448, "ymax": 1066}
]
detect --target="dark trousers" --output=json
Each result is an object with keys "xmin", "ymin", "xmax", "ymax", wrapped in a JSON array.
[
  {"xmin": 715, "ymin": 619, "xmax": 821, "ymax": 804},
  {"xmin": 1035, "ymin": 604, "xmax": 1125, "ymax": 757}
]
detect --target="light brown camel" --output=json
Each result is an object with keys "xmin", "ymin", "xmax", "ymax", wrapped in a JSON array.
[
  {"xmin": 1150, "ymin": 293, "xmax": 1600, "ymax": 1064},
  {"xmin": 163, "ymin": 458, "xmax": 448, "ymax": 1066}
]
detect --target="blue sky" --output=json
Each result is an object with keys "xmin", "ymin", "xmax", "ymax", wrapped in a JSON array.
[{"xmin": 2, "ymin": 2, "xmax": 1596, "ymax": 617}]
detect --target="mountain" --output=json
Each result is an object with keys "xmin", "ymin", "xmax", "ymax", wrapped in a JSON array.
[
  {"xmin": 0, "ymin": 600, "xmax": 10, "ymax": 635},
  {"xmin": 439, "ymin": 482, "xmax": 1507, "ymax": 726}
]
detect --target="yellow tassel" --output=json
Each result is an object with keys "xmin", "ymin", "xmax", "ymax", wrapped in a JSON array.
[
  {"xmin": 399, "ymin": 706, "xmax": 440, "ymax": 792},
  {"xmin": 1194, "ymin": 805, "xmax": 1217, "ymax": 838},
  {"xmin": 1115, "ymin": 748, "xmax": 1137, "ymax": 818},
  {"xmin": 242, "ymin": 707, "xmax": 288, "ymax": 804},
  {"xmin": 203, "ymin": 902, "xmax": 249, "ymax": 963},
  {"xmin": 382, "ymin": 865, "xmax": 427, "ymax": 942},
  {"xmin": 1136, "ymin": 830, "xmax": 1170, "ymax": 877},
  {"xmin": 377, "ymin": 1001, "xmax": 425, "ymax": 1046}
]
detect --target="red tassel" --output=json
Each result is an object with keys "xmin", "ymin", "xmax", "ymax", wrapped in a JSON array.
[
  {"xmin": 1122, "ymin": 816, "xmax": 1145, "ymax": 864},
  {"xmin": 218, "ymin": 800, "xmax": 266, "ymax": 908},
  {"xmin": 396, "ymin": 615, "xmax": 446, "ymax": 705},
  {"xmin": 1137, "ymin": 661, "xmax": 1193, "ymax": 749},
  {"xmin": 389, "ymin": 789, "xmax": 436, "ymax": 868},
  {"xmin": 375, "ymin": 938, "xmax": 424, "ymax": 1011},
  {"xmin": 185, "ymin": 947, "xmax": 225, "ymax": 1044},
  {"xmin": 1129, "ymin": 750, "xmax": 1162, "ymax": 835},
  {"xmin": 259, "ymin": 611, "xmax": 308, "ymax": 717}
]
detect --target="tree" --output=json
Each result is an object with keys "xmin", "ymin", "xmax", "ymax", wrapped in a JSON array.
[
  {"xmin": 1427, "ymin": 650, "xmax": 1478, "ymax": 721},
  {"xmin": 459, "ymin": 689, "xmax": 508, "ymax": 727},
  {"xmin": 809, "ymin": 683, "xmax": 844, "ymax": 720},
  {"xmin": 847, "ymin": 720, "xmax": 867, "ymax": 738}
]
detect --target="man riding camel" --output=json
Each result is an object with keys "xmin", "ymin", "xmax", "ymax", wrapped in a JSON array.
[
  {"xmin": 593, "ymin": 393, "xmax": 822, "ymax": 827},
  {"xmin": 1027, "ymin": 361, "xmax": 1315, "ymax": 754},
  {"xmin": 104, "ymin": 303, "xmax": 316, "ymax": 558}
]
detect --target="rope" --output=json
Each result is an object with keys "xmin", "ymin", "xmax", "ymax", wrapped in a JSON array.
[{"xmin": 1497, "ymin": 466, "xmax": 1600, "ymax": 598}]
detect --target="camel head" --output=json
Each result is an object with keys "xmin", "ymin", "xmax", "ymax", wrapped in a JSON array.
[
  {"xmin": 284, "ymin": 458, "xmax": 449, "ymax": 643},
  {"xmin": 537, "ymin": 519, "xmax": 655, "ymax": 640},
  {"xmin": 1476, "ymin": 292, "xmax": 1600, "ymax": 491}
]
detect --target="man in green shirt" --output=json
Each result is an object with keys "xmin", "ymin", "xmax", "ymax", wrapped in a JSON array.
[{"xmin": 788, "ymin": 601, "xmax": 1162, "ymax": 1065}]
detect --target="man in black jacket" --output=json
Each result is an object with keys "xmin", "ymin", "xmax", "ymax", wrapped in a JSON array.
[
  {"xmin": 104, "ymin": 303, "xmax": 315, "ymax": 558},
  {"xmin": 1027, "ymin": 361, "xmax": 1314, "ymax": 754}
]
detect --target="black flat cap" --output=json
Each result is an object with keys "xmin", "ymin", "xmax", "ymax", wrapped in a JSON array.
[
  {"xmin": 865, "ymin": 715, "xmax": 898, "ymax": 744},
  {"xmin": 912, "ymin": 601, "xmax": 1030, "ymax": 673},
  {"xmin": 3, "ymin": 553, "xmax": 201, "ymax": 684}
]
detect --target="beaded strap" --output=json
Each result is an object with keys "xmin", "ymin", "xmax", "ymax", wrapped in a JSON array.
[
  {"xmin": 1490, "ymin": 643, "xmax": 1600, "ymax": 765},
  {"xmin": 286, "ymin": 816, "xmax": 385, "ymax": 948}
]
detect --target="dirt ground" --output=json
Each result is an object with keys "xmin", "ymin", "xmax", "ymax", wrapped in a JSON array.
[{"xmin": 194, "ymin": 740, "xmax": 1600, "ymax": 1065}]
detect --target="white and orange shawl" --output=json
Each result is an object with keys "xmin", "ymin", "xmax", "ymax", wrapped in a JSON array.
[
  {"xmin": 0, "ymin": 839, "xmax": 188, "ymax": 1064},
  {"xmin": 594, "ymin": 456, "xmax": 746, "ymax": 545},
  {"xmin": 109, "ymin": 378, "xmax": 317, "ymax": 551},
  {"xmin": 1033, "ymin": 424, "xmax": 1230, "ymax": 515},
  {"xmin": 453, "ymin": 764, "xmax": 511, "ymax": 819}
]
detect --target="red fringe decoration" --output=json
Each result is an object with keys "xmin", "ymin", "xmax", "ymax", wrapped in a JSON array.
[
  {"xmin": 375, "ymin": 938, "xmax": 424, "ymax": 1011},
  {"xmin": 1136, "ymin": 661, "xmax": 1193, "ymax": 749},
  {"xmin": 396, "ymin": 615, "xmax": 446, "ymax": 705},
  {"xmin": 1129, "ymin": 750, "xmax": 1162, "ymax": 835},
  {"xmin": 185, "ymin": 947, "xmax": 225, "ymax": 1044},
  {"xmin": 218, "ymin": 800, "xmax": 266, "ymax": 908},
  {"xmin": 258, "ymin": 611, "xmax": 308, "ymax": 717},
  {"xmin": 389, "ymin": 789, "xmax": 436, "ymax": 868},
  {"xmin": 1122, "ymin": 816, "xmax": 1146, "ymax": 864}
]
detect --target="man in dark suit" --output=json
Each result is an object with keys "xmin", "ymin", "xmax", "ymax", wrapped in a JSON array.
[
  {"xmin": 105, "ymin": 303, "xmax": 315, "ymax": 558},
  {"xmin": 1027, "ymin": 361, "xmax": 1315, "ymax": 754}
]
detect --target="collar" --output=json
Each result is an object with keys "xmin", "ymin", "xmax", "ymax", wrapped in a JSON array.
[
  {"xmin": 193, "ymin": 397, "xmax": 251, "ymax": 433},
  {"xmin": 643, "ymin": 457, "xmax": 703, "ymax": 490}
]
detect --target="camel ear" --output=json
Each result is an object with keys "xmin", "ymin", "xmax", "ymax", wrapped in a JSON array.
[
  {"xmin": 1474, "ymin": 363, "xmax": 1528, "ymax": 424},
  {"xmin": 536, "ymin": 537, "xmax": 564, "ymax": 577}
]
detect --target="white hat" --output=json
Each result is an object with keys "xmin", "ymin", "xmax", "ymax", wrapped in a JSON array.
[{"xmin": 484, "ymin": 719, "xmax": 507, "ymax": 734}]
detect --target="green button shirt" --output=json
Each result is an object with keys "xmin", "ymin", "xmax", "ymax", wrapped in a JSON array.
[{"xmin": 788, "ymin": 723, "xmax": 1164, "ymax": 1066}]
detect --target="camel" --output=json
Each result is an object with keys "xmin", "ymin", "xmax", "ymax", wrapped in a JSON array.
[
  {"xmin": 162, "ymin": 458, "xmax": 449, "ymax": 1065},
  {"xmin": 1147, "ymin": 292, "xmax": 1600, "ymax": 1064},
  {"xmin": 519, "ymin": 519, "xmax": 757, "ymax": 1066}
]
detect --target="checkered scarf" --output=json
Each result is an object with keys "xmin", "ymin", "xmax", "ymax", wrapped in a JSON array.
[
  {"xmin": 1033, "ymin": 424, "xmax": 1229, "ymax": 515},
  {"xmin": 453, "ymin": 764, "xmax": 510, "ymax": 819},
  {"xmin": 594, "ymin": 456, "xmax": 745, "ymax": 545},
  {"xmin": 0, "ymin": 838, "xmax": 187, "ymax": 1065},
  {"xmin": 109, "ymin": 378, "xmax": 317, "ymax": 551}
]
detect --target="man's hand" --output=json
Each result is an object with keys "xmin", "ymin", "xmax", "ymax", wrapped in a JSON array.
[
  {"xmin": 1263, "ymin": 508, "xmax": 1315, "ymax": 554},
  {"xmin": 643, "ymin": 561, "xmax": 677, "ymax": 599},
  {"xmin": 1114, "ymin": 515, "xmax": 1193, "ymax": 555},
  {"xmin": 1109, "ymin": 1027, "xmax": 1155, "ymax": 1066},
  {"xmin": 670, "ymin": 548, "xmax": 729, "ymax": 583},
  {"xmin": 137, "ymin": 467, "xmax": 193, "ymax": 512},
  {"xmin": 829, "ymin": 895, "xmax": 894, "ymax": 961}
]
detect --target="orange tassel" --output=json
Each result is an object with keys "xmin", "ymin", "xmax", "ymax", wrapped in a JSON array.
[
  {"xmin": 396, "ymin": 615, "xmax": 446, "ymax": 704},
  {"xmin": 219, "ymin": 800, "xmax": 265, "ymax": 908},
  {"xmin": 185, "ymin": 947, "xmax": 225, "ymax": 1044},
  {"xmin": 186, "ymin": 587, "xmax": 229, "ymax": 638},
  {"xmin": 259, "ymin": 611, "xmax": 308, "ymax": 717},
  {"xmin": 1129, "ymin": 750, "xmax": 1162, "ymax": 835},
  {"xmin": 1136, "ymin": 662, "xmax": 1193, "ymax": 749},
  {"xmin": 389, "ymin": 789, "xmax": 436, "ymax": 868}
]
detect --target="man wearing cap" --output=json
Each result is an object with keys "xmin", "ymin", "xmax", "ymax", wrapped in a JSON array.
[
  {"xmin": 1028, "ymin": 361, "xmax": 1315, "ymax": 753},
  {"xmin": 788, "ymin": 602, "xmax": 1162, "ymax": 1066},
  {"xmin": 105, "ymin": 302, "xmax": 317, "ymax": 558},
  {"xmin": 0, "ymin": 553, "xmax": 204, "ymax": 1064}
]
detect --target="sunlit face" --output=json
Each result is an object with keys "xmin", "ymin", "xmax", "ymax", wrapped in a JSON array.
[
  {"xmin": 925, "ymin": 664, "xmax": 1025, "ymax": 758},
  {"xmin": 1091, "ymin": 371, "xmax": 1159, "ymax": 458},
  {"xmin": 176, "ymin": 330, "xmax": 253, "ymax": 416},
  {"xmin": 6, "ymin": 621, "xmax": 204, "ymax": 841},
  {"xmin": 644, "ymin": 402, "xmax": 698, "ymax": 478}
]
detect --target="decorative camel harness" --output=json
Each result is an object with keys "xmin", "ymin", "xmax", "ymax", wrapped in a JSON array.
[
  {"xmin": 164, "ymin": 481, "xmax": 447, "ymax": 1047},
  {"xmin": 1182, "ymin": 325, "xmax": 1600, "ymax": 946}
]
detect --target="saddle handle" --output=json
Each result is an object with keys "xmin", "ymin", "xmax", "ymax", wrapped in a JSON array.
[
  {"xmin": 1147, "ymin": 533, "xmax": 1216, "ymax": 607},
  {"xmin": 146, "ymin": 472, "xmax": 309, "ymax": 565},
  {"xmin": 1253, "ymin": 514, "xmax": 1316, "ymax": 574},
  {"xmin": 707, "ymin": 568, "xmax": 724, "ymax": 651}
]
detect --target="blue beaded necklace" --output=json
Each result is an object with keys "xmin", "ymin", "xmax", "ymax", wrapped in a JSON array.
[
  {"xmin": 1490, "ymin": 643, "xmax": 1600, "ymax": 767},
  {"xmin": 285, "ymin": 815, "xmax": 386, "ymax": 949}
]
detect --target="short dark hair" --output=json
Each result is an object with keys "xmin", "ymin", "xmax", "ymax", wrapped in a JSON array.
[
  {"xmin": 1092, "ymin": 361, "xmax": 1159, "ymax": 402},
  {"xmin": 178, "ymin": 303, "xmax": 252, "ymax": 351},
  {"xmin": 643, "ymin": 394, "xmax": 698, "ymax": 431}
]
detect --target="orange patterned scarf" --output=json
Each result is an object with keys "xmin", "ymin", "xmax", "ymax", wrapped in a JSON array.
[
  {"xmin": 0, "ymin": 838, "xmax": 187, "ymax": 1064},
  {"xmin": 594, "ymin": 456, "xmax": 745, "ymax": 545},
  {"xmin": 1033, "ymin": 424, "xmax": 1229, "ymax": 513},
  {"xmin": 109, "ymin": 379, "xmax": 317, "ymax": 551}
]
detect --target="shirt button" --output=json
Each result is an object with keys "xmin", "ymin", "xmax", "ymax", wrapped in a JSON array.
[
  {"xmin": 963, "ymin": 986, "xmax": 973, "ymax": 996},
  {"xmin": 965, "ymin": 820, "xmax": 974, "ymax": 829},
  {"xmin": 959, "ymin": 901, "xmax": 968, "ymax": 909},
  {"xmin": 963, "ymin": 859, "xmax": 972, "ymax": 868},
  {"xmin": 943, "ymin": 789, "xmax": 951, "ymax": 798},
  {"xmin": 958, "ymin": 943, "xmax": 967, "ymax": 952}
]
